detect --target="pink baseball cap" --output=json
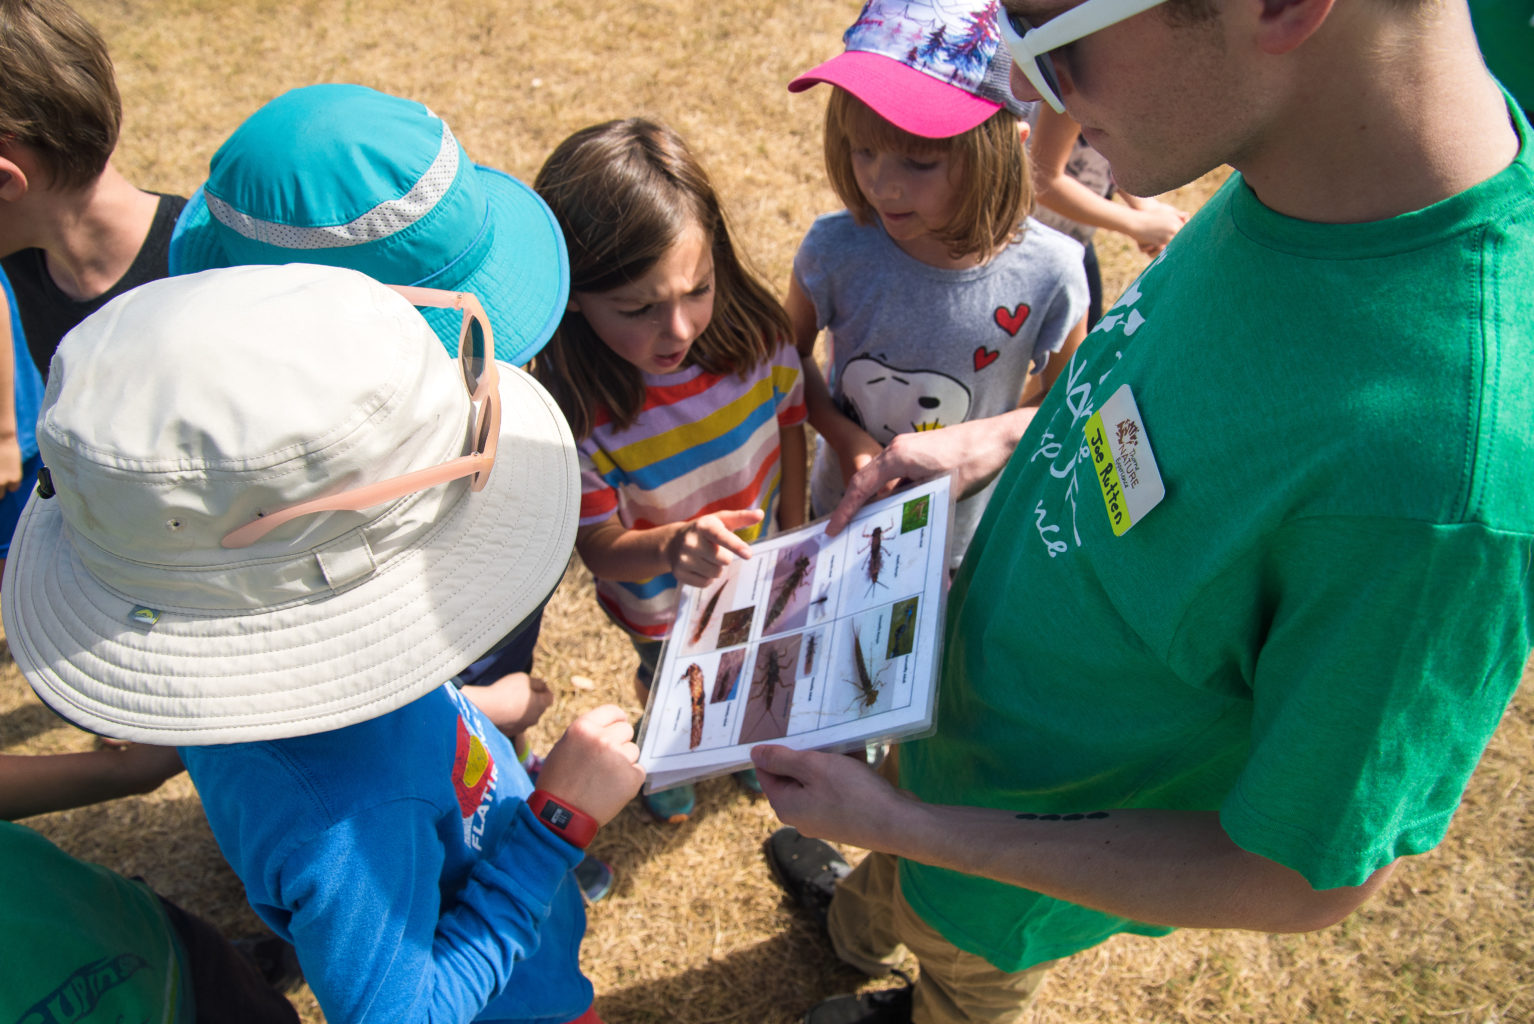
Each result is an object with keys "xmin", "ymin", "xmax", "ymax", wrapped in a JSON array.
[{"xmin": 789, "ymin": 0, "xmax": 1030, "ymax": 139}]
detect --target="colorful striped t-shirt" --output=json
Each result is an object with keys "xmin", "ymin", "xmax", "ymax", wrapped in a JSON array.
[{"xmin": 578, "ymin": 343, "xmax": 806, "ymax": 638}]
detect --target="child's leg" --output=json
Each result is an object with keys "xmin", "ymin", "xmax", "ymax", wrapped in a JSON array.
[
  {"xmin": 156, "ymin": 895, "xmax": 301, "ymax": 1023},
  {"xmin": 458, "ymin": 672, "xmax": 552, "ymax": 743},
  {"xmin": 455, "ymin": 611, "xmax": 550, "ymax": 746}
]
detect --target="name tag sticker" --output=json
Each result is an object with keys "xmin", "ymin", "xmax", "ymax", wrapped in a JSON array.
[{"xmin": 1084, "ymin": 384, "xmax": 1165, "ymax": 536}]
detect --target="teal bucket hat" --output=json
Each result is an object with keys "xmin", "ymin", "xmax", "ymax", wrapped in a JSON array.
[{"xmin": 170, "ymin": 84, "xmax": 568, "ymax": 366}]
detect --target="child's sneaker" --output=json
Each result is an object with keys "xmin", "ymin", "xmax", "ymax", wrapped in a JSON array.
[
  {"xmin": 640, "ymin": 782, "xmax": 695, "ymax": 824},
  {"xmin": 733, "ymin": 766, "xmax": 763, "ymax": 795},
  {"xmin": 574, "ymin": 856, "xmax": 614, "ymax": 903},
  {"xmin": 764, "ymin": 826, "xmax": 849, "ymax": 930}
]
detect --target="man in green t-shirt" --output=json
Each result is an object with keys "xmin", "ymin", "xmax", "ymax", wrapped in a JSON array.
[
  {"xmin": 1470, "ymin": 0, "xmax": 1533, "ymax": 115},
  {"xmin": 753, "ymin": 0, "xmax": 1534, "ymax": 1021}
]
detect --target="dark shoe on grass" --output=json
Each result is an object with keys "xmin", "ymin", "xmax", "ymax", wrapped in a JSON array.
[
  {"xmin": 764, "ymin": 826, "xmax": 849, "ymax": 930},
  {"xmin": 804, "ymin": 972, "xmax": 914, "ymax": 1024}
]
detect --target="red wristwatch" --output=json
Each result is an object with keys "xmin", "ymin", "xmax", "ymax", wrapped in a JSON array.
[{"xmin": 526, "ymin": 790, "xmax": 599, "ymax": 849}]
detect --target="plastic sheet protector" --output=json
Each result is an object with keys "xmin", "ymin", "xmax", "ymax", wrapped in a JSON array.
[{"xmin": 637, "ymin": 475, "xmax": 954, "ymax": 791}]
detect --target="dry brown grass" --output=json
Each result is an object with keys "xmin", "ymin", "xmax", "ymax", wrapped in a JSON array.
[{"xmin": 3, "ymin": 1, "xmax": 1530, "ymax": 1022}]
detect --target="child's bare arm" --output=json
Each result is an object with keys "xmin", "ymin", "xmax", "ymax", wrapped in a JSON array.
[
  {"xmin": 0, "ymin": 746, "xmax": 185, "ymax": 821},
  {"xmin": 461, "ymin": 673, "xmax": 553, "ymax": 737},
  {"xmin": 1030, "ymin": 107, "xmax": 1187, "ymax": 254},
  {"xmin": 0, "ymin": 288, "xmax": 23, "ymax": 493},
  {"xmin": 787, "ymin": 276, "xmax": 883, "ymax": 483},
  {"xmin": 576, "ymin": 512, "xmax": 762, "ymax": 590},
  {"xmin": 1021, "ymin": 313, "xmax": 1089, "ymax": 407},
  {"xmin": 778, "ymin": 422, "xmax": 807, "ymax": 530}
]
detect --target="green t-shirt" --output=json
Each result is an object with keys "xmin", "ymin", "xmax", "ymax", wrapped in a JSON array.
[
  {"xmin": 1471, "ymin": 0, "xmax": 1534, "ymax": 115},
  {"xmin": 900, "ymin": 96, "xmax": 1534, "ymax": 972},
  {"xmin": 2, "ymin": 821, "xmax": 192, "ymax": 1023}
]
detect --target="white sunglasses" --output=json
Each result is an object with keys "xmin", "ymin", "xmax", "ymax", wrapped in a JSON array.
[{"xmin": 999, "ymin": 0, "xmax": 1171, "ymax": 113}]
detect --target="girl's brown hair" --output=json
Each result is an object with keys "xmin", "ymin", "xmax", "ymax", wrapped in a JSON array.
[
  {"xmin": 823, "ymin": 88, "xmax": 1032, "ymax": 262},
  {"xmin": 531, "ymin": 118, "xmax": 792, "ymax": 440}
]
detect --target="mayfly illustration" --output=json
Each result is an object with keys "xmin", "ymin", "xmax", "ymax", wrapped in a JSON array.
[
  {"xmin": 809, "ymin": 588, "xmax": 831, "ymax": 620},
  {"xmin": 685, "ymin": 663, "xmax": 705, "ymax": 749},
  {"xmin": 690, "ymin": 583, "xmax": 724, "ymax": 645},
  {"xmin": 848, "ymin": 626, "xmax": 881, "ymax": 712},
  {"xmin": 803, "ymin": 632, "xmax": 818, "ymax": 674},
  {"xmin": 764, "ymin": 555, "xmax": 811, "ymax": 630}
]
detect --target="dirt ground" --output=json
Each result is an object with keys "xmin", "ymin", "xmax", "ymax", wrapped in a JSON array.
[{"xmin": 2, "ymin": 1, "xmax": 1531, "ymax": 1022}]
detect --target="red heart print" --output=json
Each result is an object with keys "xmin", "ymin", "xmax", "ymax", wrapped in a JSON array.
[
  {"xmin": 994, "ymin": 303, "xmax": 1031, "ymax": 336},
  {"xmin": 973, "ymin": 346, "xmax": 1000, "ymax": 371}
]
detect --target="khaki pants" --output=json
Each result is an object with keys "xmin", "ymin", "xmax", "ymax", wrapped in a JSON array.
[{"xmin": 826, "ymin": 850, "xmax": 1055, "ymax": 1024}]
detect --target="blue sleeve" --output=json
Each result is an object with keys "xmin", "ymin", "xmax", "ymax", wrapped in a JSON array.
[
  {"xmin": 0, "ymin": 267, "xmax": 43, "ymax": 460},
  {"xmin": 276, "ymin": 798, "xmax": 585, "ymax": 1024}
]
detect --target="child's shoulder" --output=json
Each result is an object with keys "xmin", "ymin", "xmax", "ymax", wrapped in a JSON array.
[
  {"xmin": 802, "ymin": 209, "xmax": 873, "ymax": 248},
  {"xmin": 796, "ymin": 210, "xmax": 885, "ymax": 278},
  {"xmin": 1010, "ymin": 216, "xmax": 1088, "ymax": 262}
]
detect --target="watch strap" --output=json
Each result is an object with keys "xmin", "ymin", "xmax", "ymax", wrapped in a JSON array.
[{"xmin": 526, "ymin": 789, "xmax": 599, "ymax": 849}]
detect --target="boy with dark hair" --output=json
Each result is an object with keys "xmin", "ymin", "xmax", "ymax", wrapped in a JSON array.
[
  {"xmin": 0, "ymin": 0, "xmax": 186, "ymax": 376},
  {"xmin": 0, "ymin": 0, "xmax": 184, "ymax": 572}
]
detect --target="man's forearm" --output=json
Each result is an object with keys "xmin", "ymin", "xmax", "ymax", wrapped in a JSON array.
[{"xmin": 891, "ymin": 800, "xmax": 1394, "ymax": 933}]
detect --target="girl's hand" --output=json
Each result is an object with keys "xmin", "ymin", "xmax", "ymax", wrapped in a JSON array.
[
  {"xmin": 667, "ymin": 509, "xmax": 762, "ymax": 588},
  {"xmin": 536, "ymin": 705, "xmax": 644, "ymax": 826},
  {"xmin": 461, "ymin": 673, "xmax": 553, "ymax": 737}
]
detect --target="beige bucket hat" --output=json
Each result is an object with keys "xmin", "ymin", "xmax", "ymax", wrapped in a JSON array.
[{"xmin": 2, "ymin": 264, "xmax": 578, "ymax": 744}]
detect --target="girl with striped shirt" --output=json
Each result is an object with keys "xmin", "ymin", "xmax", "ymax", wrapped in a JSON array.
[{"xmin": 532, "ymin": 119, "xmax": 806, "ymax": 823}]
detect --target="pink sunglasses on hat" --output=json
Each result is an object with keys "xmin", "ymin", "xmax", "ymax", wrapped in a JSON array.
[{"xmin": 221, "ymin": 285, "xmax": 500, "ymax": 549}]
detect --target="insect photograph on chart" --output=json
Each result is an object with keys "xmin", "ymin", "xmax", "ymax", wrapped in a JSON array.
[
  {"xmin": 855, "ymin": 514, "xmax": 898, "ymax": 600},
  {"xmin": 822, "ymin": 607, "xmax": 908, "ymax": 720},
  {"xmin": 716, "ymin": 605, "xmax": 755, "ymax": 648},
  {"xmin": 677, "ymin": 567, "xmax": 753, "ymax": 655},
  {"xmin": 886, "ymin": 596, "xmax": 919, "ymax": 659},
  {"xmin": 737, "ymin": 634, "xmax": 803, "ymax": 744},
  {"xmin": 761, "ymin": 536, "xmax": 820, "ymax": 635},
  {"xmin": 711, "ymin": 647, "xmax": 746, "ymax": 703}
]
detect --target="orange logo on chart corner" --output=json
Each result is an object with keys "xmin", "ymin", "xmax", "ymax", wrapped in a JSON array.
[{"xmin": 452, "ymin": 717, "xmax": 495, "ymax": 819}]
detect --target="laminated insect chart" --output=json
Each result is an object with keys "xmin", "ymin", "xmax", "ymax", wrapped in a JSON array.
[{"xmin": 637, "ymin": 474, "xmax": 953, "ymax": 792}]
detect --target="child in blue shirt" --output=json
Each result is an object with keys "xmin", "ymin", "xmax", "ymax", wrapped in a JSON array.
[{"xmin": 1, "ymin": 263, "xmax": 644, "ymax": 1024}]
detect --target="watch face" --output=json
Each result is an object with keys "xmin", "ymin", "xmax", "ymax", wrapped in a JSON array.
[{"xmin": 539, "ymin": 801, "xmax": 575, "ymax": 829}]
